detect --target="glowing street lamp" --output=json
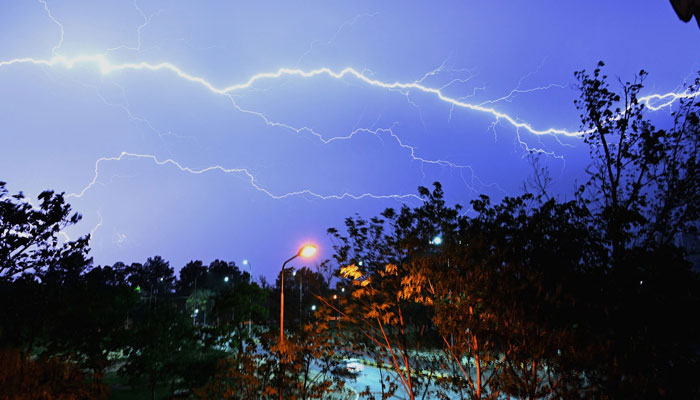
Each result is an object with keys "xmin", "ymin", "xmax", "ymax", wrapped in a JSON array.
[
  {"xmin": 300, "ymin": 245, "xmax": 317, "ymax": 258},
  {"xmin": 280, "ymin": 244, "xmax": 317, "ymax": 348},
  {"xmin": 278, "ymin": 244, "xmax": 316, "ymax": 400},
  {"xmin": 431, "ymin": 235, "xmax": 443, "ymax": 245}
]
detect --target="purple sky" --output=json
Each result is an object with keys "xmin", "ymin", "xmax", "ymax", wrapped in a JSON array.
[{"xmin": 1, "ymin": 1, "xmax": 698, "ymax": 279}]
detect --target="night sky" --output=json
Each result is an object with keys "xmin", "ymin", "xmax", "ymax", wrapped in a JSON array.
[{"xmin": 1, "ymin": 1, "xmax": 697, "ymax": 279}]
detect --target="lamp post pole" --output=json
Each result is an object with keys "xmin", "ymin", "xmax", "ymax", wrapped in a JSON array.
[
  {"xmin": 278, "ymin": 244, "xmax": 316, "ymax": 400},
  {"xmin": 280, "ymin": 244, "xmax": 316, "ymax": 349},
  {"xmin": 243, "ymin": 259, "xmax": 253, "ymax": 336},
  {"xmin": 278, "ymin": 254, "xmax": 298, "ymax": 400},
  {"xmin": 280, "ymin": 254, "xmax": 298, "ymax": 348}
]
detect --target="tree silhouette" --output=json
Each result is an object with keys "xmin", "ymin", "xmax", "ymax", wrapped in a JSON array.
[{"xmin": 0, "ymin": 181, "xmax": 88, "ymax": 280}]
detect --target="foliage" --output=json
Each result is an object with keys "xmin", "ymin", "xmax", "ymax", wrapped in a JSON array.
[
  {"xmin": 575, "ymin": 61, "xmax": 700, "ymax": 256},
  {"xmin": 573, "ymin": 62, "xmax": 700, "ymax": 398},
  {"xmin": 326, "ymin": 64, "xmax": 700, "ymax": 399},
  {"xmin": 0, "ymin": 348, "xmax": 106, "ymax": 399},
  {"xmin": 198, "ymin": 321, "xmax": 345, "ymax": 400},
  {"xmin": 38, "ymin": 263, "xmax": 139, "ymax": 380},
  {"xmin": 0, "ymin": 181, "xmax": 89, "ymax": 280},
  {"xmin": 330, "ymin": 191, "xmax": 450, "ymax": 400},
  {"xmin": 118, "ymin": 302, "xmax": 209, "ymax": 400},
  {"xmin": 196, "ymin": 336, "xmax": 278, "ymax": 400}
]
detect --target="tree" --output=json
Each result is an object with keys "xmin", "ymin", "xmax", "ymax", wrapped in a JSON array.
[
  {"xmin": 209, "ymin": 278, "xmax": 268, "ymax": 350},
  {"xmin": 330, "ymin": 184, "xmax": 602, "ymax": 399},
  {"xmin": 197, "ymin": 314, "xmax": 346, "ymax": 400},
  {"xmin": 573, "ymin": 62, "xmax": 700, "ymax": 398},
  {"xmin": 0, "ymin": 348, "xmax": 106, "ymax": 399},
  {"xmin": 670, "ymin": 0, "xmax": 700, "ymax": 28},
  {"xmin": 39, "ymin": 262, "xmax": 138, "ymax": 383},
  {"xmin": 575, "ymin": 61, "xmax": 700, "ymax": 261},
  {"xmin": 197, "ymin": 331, "xmax": 279, "ymax": 400},
  {"xmin": 178, "ymin": 260, "xmax": 207, "ymax": 295},
  {"xmin": 328, "ymin": 187, "xmax": 454, "ymax": 400},
  {"xmin": 119, "ymin": 302, "xmax": 203, "ymax": 400},
  {"xmin": 128, "ymin": 256, "xmax": 176, "ymax": 296},
  {"xmin": 0, "ymin": 181, "xmax": 89, "ymax": 280}
]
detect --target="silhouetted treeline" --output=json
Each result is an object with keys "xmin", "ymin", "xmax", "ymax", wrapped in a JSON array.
[{"xmin": 0, "ymin": 192, "xmax": 335, "ymax": 399}]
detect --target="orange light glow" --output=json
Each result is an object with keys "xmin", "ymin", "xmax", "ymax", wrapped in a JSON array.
[{"xmin": 299, "ymin": 244, "xmax": 317, "ymax": 258}]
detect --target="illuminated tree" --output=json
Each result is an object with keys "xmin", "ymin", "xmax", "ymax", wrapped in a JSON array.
[
  {"xmin": 330, "ymin": 184, "xmax": 455, "ymax": 400},
  {"xmin": 198, "ymin": 318, "xmax": 345, "ymax": 400}
]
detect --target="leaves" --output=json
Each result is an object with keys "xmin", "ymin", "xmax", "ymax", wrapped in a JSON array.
[{"xmin": 0, "ymin": 181, "xmax": 88, "ymax": 280}]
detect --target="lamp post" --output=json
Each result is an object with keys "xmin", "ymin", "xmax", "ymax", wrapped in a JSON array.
[
  {"xmin": 280, "ymin": 244, "xmax": 317, "ymax": 349},
  {"xmin": 242, "ymin": 259, "xmax": 253, "ymax": 336},
  {"xmin": 278, "ymin": 244, "xmax": 316, "ymax": 400}
]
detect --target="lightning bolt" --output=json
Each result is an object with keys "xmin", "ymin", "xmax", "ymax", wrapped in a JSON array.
[
  {"xmin": 90, "ymin": 210, "xmax": 103, "ymax": 238},
  {"xmin": 0, "ymin": 55, "xmax": 573, "ymax": 139},
  {"xmin": 83, "ymin": 81, "xmax": 200, "ymax": 145},
  {"xmin": 642, "ymin": 89, "xmax": 700, "ymax": 111},
  {"xmin": 7, "ymin": 0, "xmax": 694, "ymax": 262},
  {"xmin": 11, "ymin": 2, "xmax": 696, "ymax": 167},
  {"xmin": 477, "ymin": 58, "xmax": 567, "ymax": 106},
  {"xmin": 4, "ymin": 54, "xmax": 693, "ymax": 207},
  {"xmin": 66, "ymin": 152, "xmax": 424, "ymax": 202},
  {"xmin": 39, "ymin": 0, "xmax": 64, "ymax": 55},
  {"xmin": 4, "ymin": 52, "xmax": 691, "ymax": 142},
  {"xmin": 26, "ymin": 3, "xmax": 501, "ymax": 201},
  {"xmin": 296, "ymin": 12, "xmax": 379, "ymax": 66},
  {"xmin": 105, "ymin": 1, "xmax": 163, "ymax": 54}
]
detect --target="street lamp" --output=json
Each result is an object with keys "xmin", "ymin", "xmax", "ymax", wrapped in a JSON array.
[
  {"xmin": 278, "ymin": 244, "xmax": 316, "ymax": 400},
  {"xmin": 242, "ymin": 259, "xmax": 253, "ymax": 335},
  {"xmin": 280, "ymin": 244, "xmax": 317, "ymax": 349}
]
